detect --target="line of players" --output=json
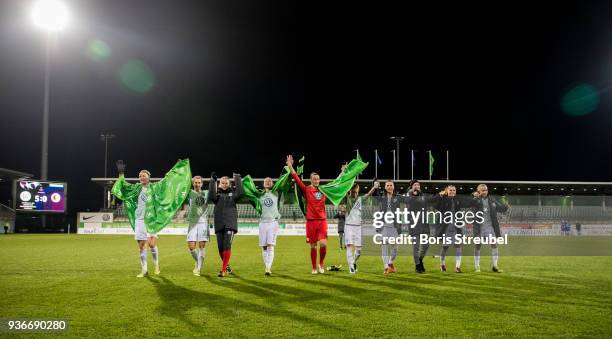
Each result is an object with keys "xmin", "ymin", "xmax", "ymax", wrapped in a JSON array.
[
  {"xmin": 337, "ymin": 180, "xmax": 509, "ymax": 274},
  {"xmin": 123, "ymin": 156, "xmax": 508, "ymax": 278}
]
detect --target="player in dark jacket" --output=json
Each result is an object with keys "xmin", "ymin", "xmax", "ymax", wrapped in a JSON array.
[
  {"xmin": 472, "ymin": 184, "xmax": 509, "ymax": 273},
  {"xmin": 208, "ymin": 172, "xmax": 244, "ymax": 277},
  {"xmin": 405, "ymin": 180, "xmax": 437, "ymax": 273}
]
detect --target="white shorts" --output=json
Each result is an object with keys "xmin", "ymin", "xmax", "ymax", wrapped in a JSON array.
[
  {"xmin": 344, "ymin": 224, "xmax": 362, "ymax": 247},
  {"xmin": 259, "ymin": 220, "xmax": 279, "ymax": 247},
  {"xmin": 135, "ymin": 220, "xmax": 158, "ymax": 240},
  {"xmin": 187, "ymin": 222, "xmax": 209, "ymax": 242},
  {"xmin": 135, "ymin": 219, "xmax": 147, "ymax": 241}
]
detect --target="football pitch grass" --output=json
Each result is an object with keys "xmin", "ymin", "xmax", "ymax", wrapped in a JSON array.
[{"xmin": 1, "ymin": 235, "xmax": 612, "ymax": 338}]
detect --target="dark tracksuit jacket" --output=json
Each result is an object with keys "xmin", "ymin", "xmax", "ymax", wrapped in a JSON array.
[
  {"xmin": 208, "ymin": 175, "xmax": 244, "ymax": 234},
  {"xmin": 472, "ymin": 195, "xmax": 508, "ymax": 237}
]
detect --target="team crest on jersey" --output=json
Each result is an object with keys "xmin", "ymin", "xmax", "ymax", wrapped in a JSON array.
[
  {"xmin": 263, "ymin": 197, "xmax": 273, "ymax": 207},
  {"xmin": 195, "ymin": 196, "xmax": 206, "ymax": 206},
  {"xmin": 314, "ymin": 192, "xmax": 323, "ymax": 200}
]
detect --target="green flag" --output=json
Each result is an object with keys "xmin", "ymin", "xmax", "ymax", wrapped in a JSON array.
[
  {"xmin": 112, "ymin": 159, "xmax": 192, "ymax": 233},
  {"xmin": 428, "ymin": 151, "xmax": 434, "ymax": 179},
  {"xmin": 319, "ymin": 157, "xmax": 368, "ymax": 206},
  {"xmin": 294, "ymin": 156, "xmax": 306, "ymax": 215},
  {"xmin": 242, "ymin": 166, "xmax": 293, "ymax": 215}
]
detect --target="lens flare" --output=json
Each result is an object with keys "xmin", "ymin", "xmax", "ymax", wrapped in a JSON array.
[
  {"xmin": 119, "ymin": 59, "xmax": 155, "ymax": 94},
  {"xmin": 87, "ymin": 40, "xmax": 111, "ymax": 62},
  {"xmin": 561, "ymin": 83, "xmax": 600, "ymax": 117}
]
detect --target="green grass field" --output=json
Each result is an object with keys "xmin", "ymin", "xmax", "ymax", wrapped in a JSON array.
[{"xmin": 1, "ymin": 234, "xmax": 612, "ymax": 338}]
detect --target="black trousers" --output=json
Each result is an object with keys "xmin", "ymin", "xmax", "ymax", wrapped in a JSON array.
[{"xmin": 216, "ymin": 230, "xmax": 235, "ymax": 256}]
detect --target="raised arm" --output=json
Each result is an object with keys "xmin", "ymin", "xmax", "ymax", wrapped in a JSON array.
[
  {"xmin": 287, "ymin": 155, "xmax": 307, "ymax": 192},
  {"xmin": 363, "ymin": 181, "xmax": 379, "ymax": 198},
  {"xmin": 232, "ymin": 174, "xmax": 244, "ymax": 201},
  {"xmin": 208, "ymin": 172, "xmax": 218, "ymax": 203}
]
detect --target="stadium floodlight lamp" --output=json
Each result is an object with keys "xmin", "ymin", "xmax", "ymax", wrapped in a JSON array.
[{"xmin": 31, "ymin": 0, "xmax": 69, "ymax": 32}]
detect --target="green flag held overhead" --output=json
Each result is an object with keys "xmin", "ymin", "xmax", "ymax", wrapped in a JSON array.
[
  {"xmin": 319, "ymin": 157, "xmax": 368, "ymax": 206},
  {"xmin": 294, "ymin": 156, "xmax": 306, "ymax": 215},
  {"xmin": 112, "ymin": 159, "xmax": 192, "ymax": 233},
  {"xmin": 242, "ymin": 166, "xmax": 293, "ymax": 215}
]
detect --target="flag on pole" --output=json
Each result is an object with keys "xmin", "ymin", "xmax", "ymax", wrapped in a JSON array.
[{"xmin": 428, "ymin": 151, "xmax": 435, "ymax": 179}]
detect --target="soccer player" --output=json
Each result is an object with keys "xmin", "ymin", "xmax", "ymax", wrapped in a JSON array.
[
  {"xmin": 472, "ymin": 184, "xmax": 509, "ymax": 272},
  {"xmin": 286, "ymin": 155, "xmax": 329, "ymax": 274},
  {"xmin": 209, "ymin": 172, "xmax": 244, "ymax": 277},
  {"xmin": 111, "ymin": 159, "xmax": 191, "ymax": 278},
  {"xmin": 334, "ymin": 204, "xmax": 347, "ymax": 250},
  {"xmin": 373, "ymin": 180, "xmax": 405, "ymax": 274},
  {"xmin": 186, "ymin": 175, "xmax": 209, "ymax": 276},
  {"xmin": 257, "ymin": 177, "xmax": 282, "ymax": 275},
  {"xmin": 343, "ymin": 182, "xmax": 378, "ymax": 274},
  {"xmin": 433, "ymin": 185, "xmax": 475, "ymax": 273},
  {"xmin": 405, "ymin": 180, "xmax": 437, "ymax": 273}
]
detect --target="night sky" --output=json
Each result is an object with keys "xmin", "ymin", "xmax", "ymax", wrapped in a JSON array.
[{"xmin": 1, "ymin": 0, "xmax": 612, "ymax": 214}]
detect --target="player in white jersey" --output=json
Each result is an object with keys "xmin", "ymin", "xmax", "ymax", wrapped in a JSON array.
[
  {"xmin": 132, "ymin": 170, "xmax": 160, "ymax": 277},
  {"xmin": 344, "ymin": 182, "xmax": 378, "ymax": 274},
  {"xmin": 259, "ymin": 177, "xmax": 282, "ymax": 275},
  {"xmin": 186, "ymin": 176, "xmax": 209, "ymax": 276}
]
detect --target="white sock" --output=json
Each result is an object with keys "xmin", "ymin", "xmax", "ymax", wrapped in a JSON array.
[
  {"xmin": 390, "ymin": 246, "xmax": 398, "ymax": 263},
  {"xmin": 381, "ymin": 245, "xmax": 389, "ymax": 267},
  {"xmin": 455, "ymin": 247, "xmax": 462, "ymax": 268},
  {"xmin": 139, "ymin": 249, "xmax": 148, "ymax": 272},
  {"xmin": 267, "ymin": 247, "xmax": 274, "ymax": 269},
  {"xmin": 440, "ymin": 246, "xmax": 448, "ymax": 265},
  {"xmin": 346, "ymin": 247, "xmax": 354, "ymax": 268},
  {"xmin": 150, "ymin": 246, "xmax": 159, "ymax": 266},
  {"xmin": 354, "ymin": 248, "xmax": 361, "ymax": 263},
  {"xmin": 190, "ymin": 249, "xmax": 198, "ymax": 262},
  {"xmin": 197, "ymin": 248, "xmax": 205, "ymax": 271},
  {"xmin": 492, "ymin": 247, "xmax": 499, "ymax": 267},
  {"xmin": 474, "ymin": 247, "xmax": 481, "ymax": 268},
  {"xmin": 262, "ymin": 247, "xmax": 268, "ymax": 267}
]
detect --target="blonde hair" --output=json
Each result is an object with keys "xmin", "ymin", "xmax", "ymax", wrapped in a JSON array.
[
  {"xmin": 139, "ymin": 170, "xmax": 151, "ymax": 178},
  {"xmin": 192, "ymin": 175, "xmax": 203, "ymax": 183},
  {"xmin": 442, "ymin": 185, "xmax": 456, "ymax": 195}
]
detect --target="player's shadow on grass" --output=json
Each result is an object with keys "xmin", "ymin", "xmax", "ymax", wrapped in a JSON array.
[
  {"xmin": 203, "ymin": 274, "xmax": 365, "ymax": 319},
  {"xmin": 272, "ymin": 274, "xmax": 405, "ymax": 309},
  {"xmin": 333, "ymin": 271, "xmax": 611, "ymax": 316},
  {"xmin": 150, "ymin": 276, "xmax": 341, "ymax": 332},
  {"xmin": 240, "ymin": 274, "xmax": 396, "ymax": 316}
]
